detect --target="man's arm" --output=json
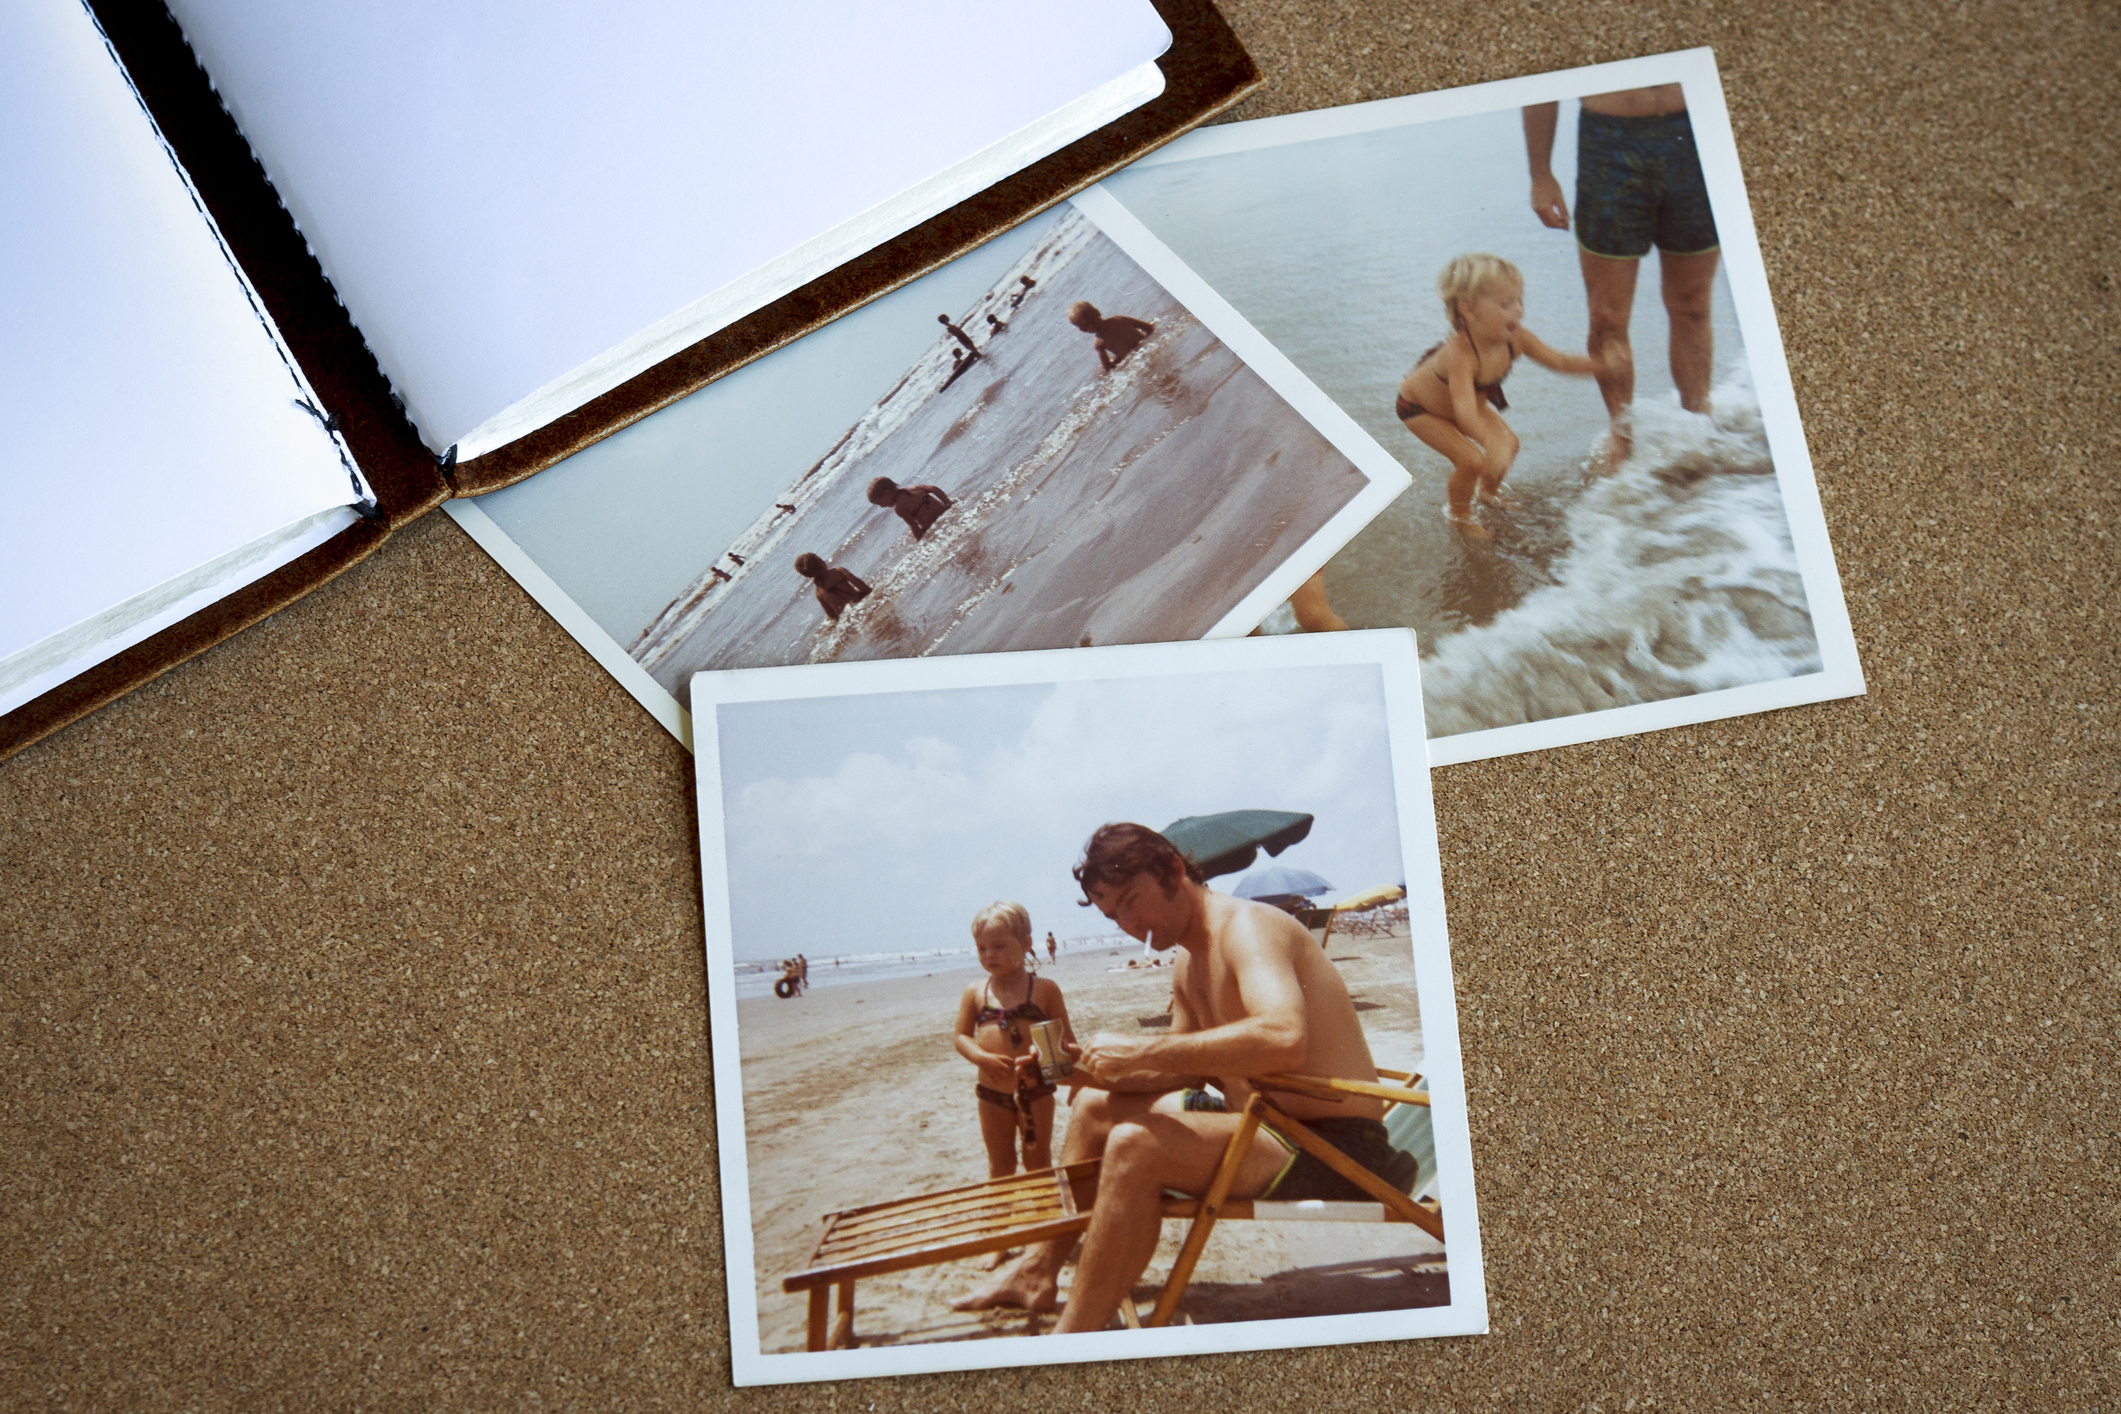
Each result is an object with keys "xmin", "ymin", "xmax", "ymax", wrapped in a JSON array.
[
  {"xmin": 1077, "ymin": 920, "xmax": 1309, "ymax": 1085},
  {"xmin": 1079, "ymin": 967, "xmax": 1204, "ymax": 1093},
  {"xmin": 1524, "ymin": 102, "xmax": 1569, "ymax": 229}
]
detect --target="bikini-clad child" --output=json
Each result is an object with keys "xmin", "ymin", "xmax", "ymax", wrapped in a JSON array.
[
  {"xmin": 1394, "ymin": 253, "xmax": 1604, "ymax": 541},
  {"xmin": 953, "ymin": 902, "xmax": 1075, "ymax": 1182}
]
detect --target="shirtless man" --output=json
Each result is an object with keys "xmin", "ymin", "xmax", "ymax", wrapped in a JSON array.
[
  {"xmin": 1066, "ymin": 301, "xmax": 1156, "ymax": 372},
  {"xmin": 1524, "ymin": 85, "xmax": 1721, "ymax": 458},
  {"xmin": 865, "ymin": 476, "xmax": 953, "ymax": 540},
  {"xmin": 955, "ymin": 823, "xmax": 1402, "ymax": 1331}
]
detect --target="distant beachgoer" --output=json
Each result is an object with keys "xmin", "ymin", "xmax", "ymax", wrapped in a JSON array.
[
  {"xmin": 938, "ymin": 313, "xmax": 980, "ymax": 354},
  {"xmin": 1045, "ymin": 931, "xmax": 1056, "ymax": 963},
  {"xmin": 954, "ymin": 902, "xmax": 1076, "ymax": 1188},
  {"xmin": 986, "ymin": 313, "xmax": 1007, "ymax": 334},
  {"xmin": 1010, "ymin": 274, "xmax": 1036, "ymax": 308},
  {"xmin": 793, "ymin": 553, "xmax": 872, "ymax": 622},
  {"xmin": 797, "ymin": 954, "xmax": 809, "ymax": 991},
  {"xmin": 1394, "ymin": 253, "xmax": 1604, "ymax": 540},
  {"xmin": 774, "ymin": 503, "xmax": 797, "ymax": 515},
  {"xmin": 709, "ymin": 567, "xmax": 733, "ymax": 583},
  {"xmin": 1066, "ymin": 301, "xmax": 1155, "ymax": 372},
  {"xmin": 866, "ymin": 476, "xmax": 953, "ymax": 540},
  {"xmin": 1525, "ymin": 87, "xmax": 1721, "ymax": 461}
]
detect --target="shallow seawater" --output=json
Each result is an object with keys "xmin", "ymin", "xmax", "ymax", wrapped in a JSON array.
[
  {"xmin": 631, "ymin": 212, "xmax": 1367, "ymax": 699},
  {"xmin": 1103, "ymin": 114, "xmax": 1817, "ymax": 737}
]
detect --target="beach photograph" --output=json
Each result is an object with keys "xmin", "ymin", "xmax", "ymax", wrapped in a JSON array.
[
  {"xmin": 450, "ymin": 199, "xmax": 1407, "ymax": 733},
  {"xmin": 690, "ymin": 634, "xmax": 1484, "ymax": 1383},
  {"xmin": 1102, "ymin": 51, "xmax": 1862, "ymax": 761}
]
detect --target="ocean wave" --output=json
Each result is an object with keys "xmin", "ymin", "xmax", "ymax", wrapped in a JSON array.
[{"xmin": 1419, "ymin": 377, "xmax": 1820, "ymax": 737}]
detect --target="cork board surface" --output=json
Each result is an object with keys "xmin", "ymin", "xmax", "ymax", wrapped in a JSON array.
[{"xmin": 2, "ymin": 1, "xmax": 2114, "ymax": 1408}]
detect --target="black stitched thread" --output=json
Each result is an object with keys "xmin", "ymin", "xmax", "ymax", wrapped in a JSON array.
[{"xmin": 83, "ymin": 1, "xmax": 376, "ymax": 517}]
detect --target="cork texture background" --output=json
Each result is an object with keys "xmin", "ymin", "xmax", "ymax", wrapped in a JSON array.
[{"xmin": 3, "ymin": 0, "xmax": 2114, "ymax": 1407}]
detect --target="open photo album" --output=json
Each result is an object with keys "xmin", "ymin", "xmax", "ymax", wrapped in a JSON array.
[
  {"xmin": 1, "ymin": 0, "xmax": 1261, "ymax": 758},
  {"xmin": 688, "ymin": 631, "xmax": 1486, "ymax": 1383}
]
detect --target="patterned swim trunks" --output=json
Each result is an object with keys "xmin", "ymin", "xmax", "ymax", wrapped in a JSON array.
[{"xmin": 1575, "ymin": 109, "xmax": 1720, "ymax": 259}]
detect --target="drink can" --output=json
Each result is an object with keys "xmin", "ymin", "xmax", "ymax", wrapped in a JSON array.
[{"xmin": 1029, "ymin": 1018, "xmax": 1072, "ymax": 1084}]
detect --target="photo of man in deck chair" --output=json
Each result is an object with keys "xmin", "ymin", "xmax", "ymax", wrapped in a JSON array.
[
  {"xmin": 692, "ymin": 635, "xmax": 1484, "ymax": 1380},
  {"xmin": 955, "ymin": 821, "xmax": 1410, "ymax": 1331}
]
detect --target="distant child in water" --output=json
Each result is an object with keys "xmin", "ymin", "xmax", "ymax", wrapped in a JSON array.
[
  {"xmin": 866, "ymin": 476, "xmax": 953, "ymax": 540},
  {"xmin": 954, "ymin": 902, "xmax": 1075, "ymax": 1184},
  {"xmin": 1067, "ymin": 301, "xmax": 1155, "ymax": 371},
  {"xmin": 792, "ymin": 552, "xmax": 870, "ymax": 622},
  {"xmin": 1395, "ymin": 253, "xmax": 1604, "ymax": 541}
]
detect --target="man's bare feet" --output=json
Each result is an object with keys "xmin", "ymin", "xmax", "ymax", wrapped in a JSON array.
[
  {"xmin": 1445, "ymin": 506, "xmax": 1494, "ymax": 541},
  {"xmin": 1477, "ymin": 486, "xmax": 1523, "ymax": 512},
  {"xmin": 951, "ymin": 1259, "xmax": 1060, "ymax": 1312},
  {"xmin": 1593, "ymin": 425, "xmax": 1633, "ymax": 471},
  {"xmin": 979, "ymin": 1247, "xmax": 1018, "ymax": 1271}
]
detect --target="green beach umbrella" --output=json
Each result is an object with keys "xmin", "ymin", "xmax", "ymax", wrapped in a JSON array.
[{"xmin": 1159, "ymin": 810, "xmax": 1314, "ymax": 881}]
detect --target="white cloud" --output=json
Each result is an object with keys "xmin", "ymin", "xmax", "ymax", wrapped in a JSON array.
[{"xmin": 719, "ymin": 665, "xmax": 1405, "ymax": 960}]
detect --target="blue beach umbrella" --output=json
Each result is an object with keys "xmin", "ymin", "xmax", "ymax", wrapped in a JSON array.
[{"xmin": 1231, "ymin": 865, "xmax": 1334, "ymax": 901}]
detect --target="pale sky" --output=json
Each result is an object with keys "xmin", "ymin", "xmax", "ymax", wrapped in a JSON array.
[{"xmin": 712, "ymin": 663, "xmax": 1408, "ymax": 962}]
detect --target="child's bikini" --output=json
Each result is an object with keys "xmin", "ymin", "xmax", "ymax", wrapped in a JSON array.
[
  {"xmin": 973, "ymin": 974, "xmax": 1057, "ymax": 1115},
  {"xmin": 1395, "ymin": 336, "xmax": 1518, "ymax": 420}
]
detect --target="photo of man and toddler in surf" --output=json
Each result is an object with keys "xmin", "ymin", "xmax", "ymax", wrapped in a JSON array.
[
  {"xmin": 1102, "ymin": 52, "xmax": 1862, "ymax": 758},
  {"xmin": 693, "ymin": 636, "xmax": 1482, "ymax": 1377}
]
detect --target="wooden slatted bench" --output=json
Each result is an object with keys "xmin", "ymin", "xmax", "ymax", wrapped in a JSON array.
[{"xmin": 781, "ymin": 1071, "xmax": 1441, "ymax": 1349}]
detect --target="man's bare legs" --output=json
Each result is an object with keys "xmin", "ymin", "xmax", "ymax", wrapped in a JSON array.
[
  {"xmin": 953, "ymin": 1090, "xmax": 1287, "ymax": 1329},
  {"xmin": 954, "ymin": 1088, "xmax": 1131, "ymax": 1312},
  {"xmin": 1580, "ymin": 249, "xmax": 1641, "ymax": 462},
  {"xmin": 1659, "ymin": 248, "xmax": 1720, "ymax": 413},
  {"xmin": 1582, "ymin": 246, "xmax": 1721, "ymax": 462}
]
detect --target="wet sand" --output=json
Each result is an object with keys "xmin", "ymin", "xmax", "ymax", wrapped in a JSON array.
[{"xmin": 730, "ymin": 924, "xmax": 1446, "ymax": 1353}]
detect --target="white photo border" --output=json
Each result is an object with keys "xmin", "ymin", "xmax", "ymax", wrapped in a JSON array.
[
  {"xmin": 690, "ymin": 630, "xmax": 1488, "ymax": 1386},
  {"xmin": 448, "ymin": 193, "xmax": 1415, "ymax": 752},
  {"xmin": 1102, "ymin": 47, "xmax": 1867, "ymax": 766}
]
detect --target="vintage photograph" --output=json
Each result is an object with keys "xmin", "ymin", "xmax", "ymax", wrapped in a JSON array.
[
  {"xmin": 1102, "ymin": 49, "xmax": 1864, "ymax": 763},
  {"xmin": 449, "ymin": 199, "xmax": 1407, "ymax": 739},
  {"xmin": 691, "ymin": 634, "xmax": 1484, "ymax": 1384}
]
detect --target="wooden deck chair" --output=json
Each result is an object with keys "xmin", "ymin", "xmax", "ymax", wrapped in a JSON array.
[
  {"xmin": 780, "ymin": 1070, "xmax": 1440, "ymax": 1349},
  {"xmin": 1141, "ymin": 1069, "xmax": 1441, "ymax": 1326}
]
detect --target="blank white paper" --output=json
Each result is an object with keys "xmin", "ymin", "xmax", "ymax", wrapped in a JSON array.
[
  {"xmin": 0, "ymin": 0, "xmax": 362, "ymax": 710},
  {"xmin": 166, "ymin": 0, "xmax": 1173, "ymax": 457}
]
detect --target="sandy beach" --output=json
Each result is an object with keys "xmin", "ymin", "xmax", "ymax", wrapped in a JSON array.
[{"xmin": 731, "ymin": 922, "xmax": 1447, "ymax": 1353}]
